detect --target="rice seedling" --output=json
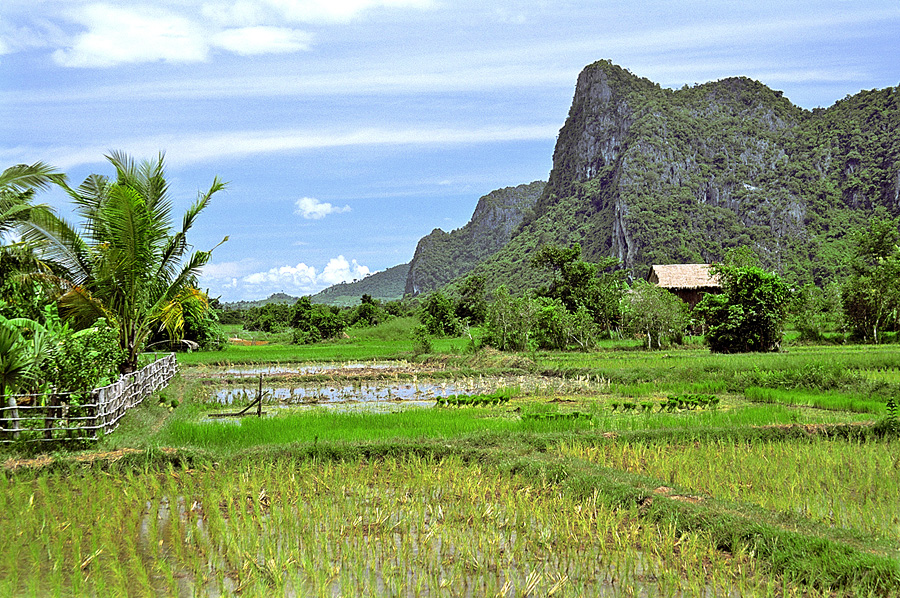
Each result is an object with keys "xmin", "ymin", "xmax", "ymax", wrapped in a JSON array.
[
  {"xmin": 4, "ymin": 454, "xmax": 849, "ymax": 597},
  {"xmin": 744, "ymin": 386, "xmax": 886, "ymax": 414},
  {"xmin": 560, "ymin": 437, "xmax": 900, "ymax": 540}
]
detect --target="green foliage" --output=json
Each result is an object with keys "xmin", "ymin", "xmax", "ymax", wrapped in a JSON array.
[
  {"xmin": 482, "ymin": 286, "xmax": 537, "ymax": 351},
  {"xmin": 244, "ymin": 302, "xmax": 292, "ymax": 333},
  {"xmin": 411, "ymin": 324, "xmax": 432, "ymax": 355},
  {"xmin": 420, "ymin": 291, "xmax": 461, "ymax": 337},
  {"xmin": 44, "ymin": 319, "xmax": 125, "ymax": 393},
  {"xmin": 347, "ymin": 294, "xmax": 391, "ymax": 328},
  {"xmin": 790, "ymin": 283, "xmax": 842, "ymax": 342},
  {"xmin": 624, "ymin": 280, "xmax": 691, "ymax": 349},
  {"xmin": 454, "ymin": 275, "xmax": 488, "ymax": 324},
  {"xmin": 841, "ymin": 216, "xmax": 900, "ymax": 343},
  {"xmin": 696, "ymin": 257, "xmax": 790, "ymax": 353},
  {"xmin": 289, "ymin": 296, "xmax": 346, "ymax": 344},
  {"xmin": 531, "ymin": 243, "xmax": 625, "ymax": 331}
]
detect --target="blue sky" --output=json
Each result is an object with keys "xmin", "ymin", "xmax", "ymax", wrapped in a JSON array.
[{"xmin": 2, "ymin": 1, "xmax": 898, "ymax": 301}]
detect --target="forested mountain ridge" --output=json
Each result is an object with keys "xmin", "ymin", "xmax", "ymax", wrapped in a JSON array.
[
  {"xmin": 312, "ymin": 262, "xmax": 410, "ymax": 305},
  {"xmin": 462, "ymin": 60, "xmax": 900, "ymax": 292},
  {"xmin": 404, "ymin": 181, "xmax": 545, "ymax": 295}
]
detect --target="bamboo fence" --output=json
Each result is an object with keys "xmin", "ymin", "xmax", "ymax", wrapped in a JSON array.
[{"xmin": 1, "ymin": 353, "xmax": 177, "ymax": 444}]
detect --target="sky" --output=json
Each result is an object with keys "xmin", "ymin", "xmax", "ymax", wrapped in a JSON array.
[{"xmin": 1, "ymin": 0, "xmax": 898, "ymax": 301}]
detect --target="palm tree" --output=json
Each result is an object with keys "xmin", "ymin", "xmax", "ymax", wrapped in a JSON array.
[
  {"xmin": 1, "ymin": 162, "xmax": 67, "ymax": 323},
  {"xmin": 0, "ymin": 161, "xmax": 64, "ymax": 239},
  {"xmin": 23, "ymin": 151, "xmax": 227, "ymax": 372}
]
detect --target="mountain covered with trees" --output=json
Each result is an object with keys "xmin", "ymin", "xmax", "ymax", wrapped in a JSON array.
[
  {"xmin": 311, "ymin": 262, "xmax": 410, "ymax": 306},
  {"xmin": 421, "ymin": 60, "xmax": 899, "ymax": 294},
  {"xmin": 404, "ymin": 181, "xmax": 545, "ymax": 295}
]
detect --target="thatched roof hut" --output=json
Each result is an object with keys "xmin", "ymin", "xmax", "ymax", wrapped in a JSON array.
[{"xmin": 647, "ymin": 264, "xmax": 721, "ymax": 309}]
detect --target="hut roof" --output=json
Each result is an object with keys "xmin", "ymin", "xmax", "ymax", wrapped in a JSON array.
[{"xmin": 647, "ymin": 264, "xmax": 721, "ymax": 289}]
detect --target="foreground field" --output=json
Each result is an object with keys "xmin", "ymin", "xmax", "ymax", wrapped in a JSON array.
[{"xmin": 3, "ymin": 335, "xmax": 900, "ymax": 596}]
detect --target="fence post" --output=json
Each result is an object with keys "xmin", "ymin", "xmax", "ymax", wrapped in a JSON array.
[{"xmin": 6, "ymin": 395, "xmax": 20, "ymax": 440}]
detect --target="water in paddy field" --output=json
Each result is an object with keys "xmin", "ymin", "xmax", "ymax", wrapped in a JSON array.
[
  {"xmin": 216, "ymin": 362, "xmax": 409, "ymax": 378},
  {"xmin": 212, "ymin": 380, "xmax": 486, "ymax": 412}
]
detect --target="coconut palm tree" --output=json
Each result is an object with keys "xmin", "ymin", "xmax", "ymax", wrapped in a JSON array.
[
  {"xmin": 23, "ymin": 151, "xmax": 227, "ymax": 372},
  {"xmin": 0, "ymin": 161, "xmax": 64, "ymax": 239}
]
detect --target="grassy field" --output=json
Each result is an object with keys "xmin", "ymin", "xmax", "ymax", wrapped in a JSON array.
[{"xmin": 3, "ymin": 325, "xmax": 900, "ymax": 597}]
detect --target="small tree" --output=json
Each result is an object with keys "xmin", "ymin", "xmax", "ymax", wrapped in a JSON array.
[
  {"xmin": 695, "ymin": 260, "xmax": 789, "ymax": 353},
  {"xmin": 841, "ymin": 216, "xmax": 900, "ymax": 343},
  {"xmin": 455, "ymin": 275, "xmax": 488, "ymax": 324},
  {"xmin": 421, "ymin": 291, "xmax": 461, "ymax": 336},
  {"xmin": 531, "ymin": 243, "xmax": 624, "ymax": 332},
  {"xmin": 483, "ymin": 286, "xmax": 537, "ymax": 351},
  {"xmin": 625, "ymin": 280, "xmax": 691, "ymax": 349}
]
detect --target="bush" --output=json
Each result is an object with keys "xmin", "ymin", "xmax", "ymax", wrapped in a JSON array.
[
  {"xmin": 411, "ymin": 324, "xmax": 432, "ymax": 354},
  {"xmin": 696, "ymin": 263, "xmax": 789, "ymax": 353},
  {"xmin": 420, "ymin": 291, "xmax": 461, "ymax": 337},
  {"xmin": 483, "ymin": 287, "xmax": 537, "ymax": 351}
]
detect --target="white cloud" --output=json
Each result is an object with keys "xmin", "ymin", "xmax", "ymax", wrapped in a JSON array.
[
  {"xmin": 17, "ymin": 0, "xmax": 435, "ymax": 67},
  {"xmin": 200, "ymin": 258, "xmax": 259, "ymax": 280},
  {"xmin": 243, "ymin": 262, "xmax": 318, "ymax": 288},
  {"xmin": 238, "ymin": 255, "xmax": 370, "ymax": 295},
  {"xmin": 212, "ymin": 26, "xmax": 312, "ymax": 55},
  {"xmin": 263, "ymin": 0, "xmax": 434, "ymax": 24},
  {"xmin": 319, "ymin": 255, "xmax": 370, "ymax": 285},
  {"xmin": 52, "ymin": 4, "xmax": 209, "ymax": 67},
  {"xmin": 294, "ymin": 197, "xmax": 351, "ymax": 220}
]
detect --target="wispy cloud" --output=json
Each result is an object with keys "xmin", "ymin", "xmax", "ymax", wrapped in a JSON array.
[
  {"xmin": 211, "ymin": 26, "xmax": 313, "ymax": 55},
  {"xmin": 22, "ymin": 124, "xmax": 561, "ymax": 168},
  {"xmin": 295, "ymin": 197, "xmax": 351, "ymax": 219},
  {"xmin": 52, "ymin": 4, "xmax": 211, "ymax": 67}
]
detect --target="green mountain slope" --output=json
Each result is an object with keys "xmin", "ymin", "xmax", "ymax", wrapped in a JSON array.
[
  {"xmin": 311, "ymin": 262, "xmax": 410, "ymax": 306},
  {"xmin": 465, "ymin": 60, "xmax": 900, "ymax": 292},
  {"xmin": 405, "ymin": 181, "xmax": 545, "ymax": 295}
]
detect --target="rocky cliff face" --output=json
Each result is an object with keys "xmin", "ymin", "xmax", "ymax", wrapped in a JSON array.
[
  {"xmin": 450, "ymin": 61, "xmax": 900, "ymax": 294},
  {"xmin": 511, "ymin": 61, "xmax": 900, "ymax": 285},
  {"xmin": 404, "ymin": 181, "xmax": 545, "ymax": 295}
]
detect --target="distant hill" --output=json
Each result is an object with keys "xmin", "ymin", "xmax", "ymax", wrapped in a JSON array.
[
  {"xmin": 311, "ymin": 262, "xmax": 410, "ymax": 306},
  {"xmin": 222, "ymin": 292, "xmax": 299, "ymax": 310},
  {"xmin": 449, "ymin": 60, "xmax": 900, "ymax": 293},
  {"xmin": 405, "ymin": 181, "xmax": 545, "ymax": 295}
]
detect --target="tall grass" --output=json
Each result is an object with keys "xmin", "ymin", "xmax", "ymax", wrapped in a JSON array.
[{"xmin": 744, "ymin": 387, "xmax": 886, "ymax": 414}]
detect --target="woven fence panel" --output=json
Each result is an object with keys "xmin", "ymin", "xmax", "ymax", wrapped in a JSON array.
[{"xmin": 1, "ymin": 353, "xmax": 177, "ymax": 444}]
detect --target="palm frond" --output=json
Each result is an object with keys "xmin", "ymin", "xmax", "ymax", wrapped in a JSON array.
[
  {"xmin": 57, "ymin": 286, "xmax": 114, "ymax": 331},
  {"xmin": 0, "ymin": 162, "xmax": 66, "ymax": 194},
  {"xmin": 19, "ymin": 209, "xmax": 92, "ymax": 285}
]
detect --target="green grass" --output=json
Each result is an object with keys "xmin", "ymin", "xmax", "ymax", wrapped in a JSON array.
[
  {"xmin": 179, "ymin": 317, "xmax": 471, "ymax": 366},
  {"xmin": 158, "ymin": 407, "xmax": 522, "ymax": 452},
  {"xmin": 6, "ymin": 339, "xmax": 900, "ymax": 596},
  {"xmin": 2, "ymin": 454, "xmax": 829, "ymax": 598},
  {"xmin": 560, "ymin": 436, "xmax": 900, "ymax": 541},
  {"xmin": 744, "ymin": 386, "xmax": 887, "ymax": 414}
]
